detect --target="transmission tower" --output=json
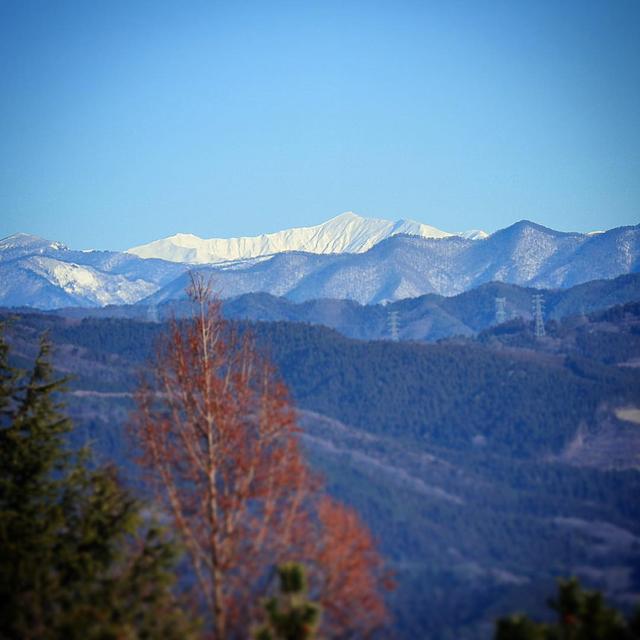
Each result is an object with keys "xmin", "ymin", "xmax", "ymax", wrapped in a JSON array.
[
  {"xmin": 532, "ymin": 294, "xmax": 545, "ymax": 338},
  {"xmin": 495, "ymin": 297, "xmax": 507, "ymax": 325},
  {"xmin": 388, "ymin": 310, "xmax": 400, "ymax": 342}
]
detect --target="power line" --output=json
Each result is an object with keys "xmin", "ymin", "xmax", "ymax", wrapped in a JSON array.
[{"xmin": 532, "ymin": 294, "xmax": 545, "ymax": 338}]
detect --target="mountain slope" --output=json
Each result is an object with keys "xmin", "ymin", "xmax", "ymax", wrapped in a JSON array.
[
  {"xmin": 218, "ymin": 273, "xmax": 640, "ymax": 341},
  {"xmin": 0, "ymin": 232, "xmax": 68, "ymax": 261},
  {"xmin": 0, "ymin": 233, "xmax": 187, "ymax": 308},
  {"xmin": 22, "ymin": 273, "xmax": 640, "ymax": 344},
  {"xmin": 4, "ymin": 310, "xmax": 640, "ymax": 639},
  {"xmin": 2, "ymin": 220, "xmax": 638, "ymax": 309},
  {"xmin": 126, "ymin": 211, "xmax": 485, "ymax": 264},
  {"xmin": 144, "ymin": 223, "xmax": 640, "ymax": 305}
]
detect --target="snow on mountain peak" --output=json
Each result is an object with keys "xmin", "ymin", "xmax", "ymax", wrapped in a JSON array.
[
  {"xmin": 1, "ymin": 232, "xmax": 51, "ymax": 248},
  {"xmin": 457, "ymin": 229, "xmax": 489, "ymax": 240},
  {"xmin": 0, "ymin": 232, "xmax": 68, "ymax": 260},
  {"xmin": 127, "ymin": 212, "xmax": 483, "ymax": 264}
]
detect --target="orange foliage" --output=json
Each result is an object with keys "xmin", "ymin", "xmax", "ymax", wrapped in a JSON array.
[
  {"xmin": 131, "ymin": 274, "xmax": 390, "ymax": 639},
  {"xmin": 311, "ymin": 496, "xmax": 395, "ymax": 638}
]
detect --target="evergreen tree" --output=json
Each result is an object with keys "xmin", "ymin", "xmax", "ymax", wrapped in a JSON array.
[
  {"xmin": 255, "ymin": 563, "xmax": 321, "ymax": 640},
  {"xmin": 0, "ymin": 328, "xmax": 198, "ymax": 639},
  {"xmin": 495, "ymin": 578, "xmax": 639, "ymax": 640},
  {"xmin": 495, "ymin": 615, "xmax": 546, "ymax": 640}
]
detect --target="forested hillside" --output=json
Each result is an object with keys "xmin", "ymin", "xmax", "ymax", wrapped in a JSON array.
[{"xmin": 2, "ymin": 307, "xmax": 640, "ymax": 639}]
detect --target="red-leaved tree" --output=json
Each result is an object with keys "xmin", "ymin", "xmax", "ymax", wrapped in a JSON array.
[{"xmin": 131, "ymin": 274, "xmax": 391, "ymax": 639}]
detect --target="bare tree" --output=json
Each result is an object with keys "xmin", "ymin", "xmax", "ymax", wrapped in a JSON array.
[{"xmin": 131, "ymin": 274, "xmax": 390, "ymax": 638}]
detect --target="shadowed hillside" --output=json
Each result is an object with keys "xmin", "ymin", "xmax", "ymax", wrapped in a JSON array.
[{"xmin": 2, "ymin": 303, "xmax": 640, "ymax": 638}]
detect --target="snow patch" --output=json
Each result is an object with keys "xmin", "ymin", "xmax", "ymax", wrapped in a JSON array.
[{"xmin": 26, "ymin": 256, "xmax": 157, "ymax": 306}]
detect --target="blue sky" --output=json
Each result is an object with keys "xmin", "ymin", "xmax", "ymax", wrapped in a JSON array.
[{"xmin": 1, "ymin": 0, "xmax": 639, "ymax": 250}]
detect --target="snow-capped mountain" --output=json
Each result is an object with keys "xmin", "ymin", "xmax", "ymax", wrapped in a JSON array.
[
  {"xmin": 0, "ymin": 233, "xmax": 186, "ymax": 308},
  {"xmin": 0, "ymin": 232, "xmax": 69, "ymax": 262},
  {"xmin": 127, "ymin": 212, "xmax": 487, "ymax": 264},
  {"xmin": 143, "ymin": 221, "xmax": 640, "ymax": 305},
  {"xmin": 1, "ymin": 219, "xmax": 638, "ymax": 309}
]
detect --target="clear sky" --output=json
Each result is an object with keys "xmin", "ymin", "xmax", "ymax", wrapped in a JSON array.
[{"xmin": 1, "ymin": 0, "xmax": 639, "ymax": 250}]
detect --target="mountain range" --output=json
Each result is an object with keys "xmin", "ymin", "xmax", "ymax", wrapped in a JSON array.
[
  {"xmin": 1, "ymin": 214, "xmax": 638, "ymax": 308},
  {"xmin": 41, "ymin": 273, "xmax": 640, "ymax": 344},
  {"xmin": 0, "ymin": 232, "xmax": 185, "ymax": 308},
  {"xmin": 127, "ymin": 211, "xmax": 488, "ymax": 263},
  {"xmin": 219, "ymin": 273, "xmax": 640, "ymax": 341}
]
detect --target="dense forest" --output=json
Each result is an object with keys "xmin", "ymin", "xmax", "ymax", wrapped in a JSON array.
[{"xmin": 2, "ymin": 304, "xmax": 640, "ymax": 639}]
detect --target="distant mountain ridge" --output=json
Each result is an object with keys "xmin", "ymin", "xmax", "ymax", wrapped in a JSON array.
[
  {"xmin": 35, "ymin": 273, "xmax": 640, "ymax": 343},
  {"xmin": 220, "ymin": 273, "xmax": 640, "ymax": 341},
  {"xmin": 0, "ymin": 232, "xmax": 186, "ymax": 308},
  {"xmin": 144, "ymin": 221, "xmax": 640, "ymax": 305},
  {"xmin": 127, "ymin": 211, "xmax": 488, "ymax": 263},
  {"xmin": 1, "ymin": 217, "xmax": 638, "ymax": 308}
]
